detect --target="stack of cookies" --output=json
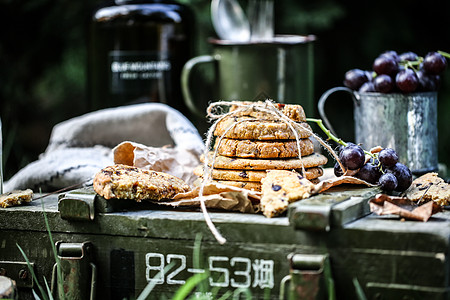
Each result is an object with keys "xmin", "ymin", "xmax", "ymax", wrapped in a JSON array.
[{"xmin": 194, "ymin": 101, "xmax": 328, "ymax": 191}]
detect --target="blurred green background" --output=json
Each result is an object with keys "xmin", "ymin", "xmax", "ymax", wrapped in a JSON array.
[{"xmin": 1, "ymin": 0, "xmax": 449, "ymax": 180}]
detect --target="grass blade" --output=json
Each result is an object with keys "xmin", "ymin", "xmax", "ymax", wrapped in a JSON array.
[
  {"xmin": 232, "ymin": 288, "xmax": 252, "ymax": 299},
  {"xmin": 17, "ymin": 243, "xmax": 48, "ymax": 300},
  {"xmin": 40, "ymin": 199, "xmax": 64, "ymax": 300},
  {"xmin": 136, "ymin": 262, "xmax": 175, "ymax": 300},
  {"xmin": 216, "ymin": 290, "xmax": 233, "ymax": 300},
  {"xmin": 43, "ymin": 276, "xmax": 54, "ymax": 300},
  {"xmin": 353, "ymin": 277, "xmax": 367, "ymax": 300},
  {"xmin": 172, "ymin": 272, "xmax": 209, "ymax": 300}
]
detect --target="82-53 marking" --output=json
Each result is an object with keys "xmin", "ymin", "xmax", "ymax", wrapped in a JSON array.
[{"xmin": 145, "ymin": 253, "xmax": 274, "ymax": 289}]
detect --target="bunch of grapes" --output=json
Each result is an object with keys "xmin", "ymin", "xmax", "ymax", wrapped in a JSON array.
[
  {"xmin": 344, "ymin": 50, "xmax": 449, "ymax": 93},
  {"xmin": 334, "ymin": 143, "xmax": 413, "ymax": 192}
]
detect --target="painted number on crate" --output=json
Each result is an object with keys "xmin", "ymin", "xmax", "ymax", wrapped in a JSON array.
[{"xmin": 145, "ymin": 253, "xmax": 274, "ymax": 289}]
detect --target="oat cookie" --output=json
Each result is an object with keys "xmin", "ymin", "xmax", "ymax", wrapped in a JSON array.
[
  {"xmin": 93, "ymin": 164, "xmax": 190, "ymax": 201},
  {"xmin": 0, "ymin": 189, "xmax": 33, "ymax": 208},
  {"xmin": 194, "ymin": 165, "xmax": 323, "ymax": 182},
  {"xmin": 214, "ymin": 117, "xmax": 312, "ymax": 140},
  {"xmin": 215, "ymin": 138, "xmax": 314, "ymax": 158},
  {"xmin": 260, "ymin": 170, "xmax": 315, "ymax": 218},
  {"xmin": 228, "ymin": 101, "xmax": 307, "ymax": 122},
  {"xmin": 405, "ymin": 172, "xmax": 450, "ymax": 206},
  {"xmin": 202, "ymin": 152, "xmax": 327, "ymax": 170},
  {"xmin": 212, "ymin": 180, "xmax": 262, "ymax": 192}
]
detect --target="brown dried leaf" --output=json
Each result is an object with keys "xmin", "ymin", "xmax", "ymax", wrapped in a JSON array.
[
  {"xmin": 369, "ymin": 194, "xmax": 442, "ymax": 222},
  {"xmin": 312, "ymin": 175, "xmax": 376, "ymax": 194}
]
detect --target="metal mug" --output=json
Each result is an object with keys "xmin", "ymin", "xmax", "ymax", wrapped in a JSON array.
[
  {"xmin": 318, "ymin": 87, "xmax": 438, "ymax": 175},
  {"xmin": 181, "ymin": 35, "xmax": 316, "ymax": 118}
]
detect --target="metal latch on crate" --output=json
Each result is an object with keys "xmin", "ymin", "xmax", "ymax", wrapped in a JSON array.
[
  {"xmin": 58, "ymin": 188, "xmax": 97, "ymax": 221},
  {"xmin": 58, "ymin": 187, "xmax": 151, "ymax": 219},
  {"xmin": 288, "ymin": 186, "xmax": 379, "ymax": 231},
  {"xmin": 51, "ymin": 241, "xmax": 96, "ymax": 300},
  {"xmin": 279, "ymin": 253, "xmax": 335, "ymax": 300}
]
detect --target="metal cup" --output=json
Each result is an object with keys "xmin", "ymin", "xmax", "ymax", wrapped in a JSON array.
[
  {"xmin": 181, "ymin": 35, "xmax": 316, "ymax": 119},
  {"xmin": 318, "ymin": 87, "xmax": 438, "ymax": 175}
]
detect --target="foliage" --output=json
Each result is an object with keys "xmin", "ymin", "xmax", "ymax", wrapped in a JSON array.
[{"xmin": 1, "ymin": 0, "xmax": 450, "ymax": 179}]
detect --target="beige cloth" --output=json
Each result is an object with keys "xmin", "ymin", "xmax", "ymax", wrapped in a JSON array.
[{"xmin": 4, "ymin": 103, "xmax": 204, "ymax": 192}]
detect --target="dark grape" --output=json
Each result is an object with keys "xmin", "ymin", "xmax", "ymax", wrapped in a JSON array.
[
  {"xmin": 379, "ymin": 172, "xmax": 398, "ymax": 192},
  {"xmin": 339, "ymin": 144, "xmax": 365, "ymax": 170},
  {"xmin": 399, "ymin": 51, "xmax": 418, "ymax": 62},
  {"xmin": 388, "ymin": 162, "xmax": 413, "ymax": 192},
  {"xmin": 378, "ymin": 148, "xmax": 398, "ymax": 168},
  {"xmin": 374, "ymin": 74, "xmax": 395, "ymax": 93},
  {"xmin": 416, "ymin": 70, "xmax": 439, "ymax": 91},
  {"xmin": 337, "ymin": 142, "xmax": 355, "ymax": 155},
  {"xmin": 380, "ymin": 50, "xmax": 399, "ymax": 62},
  {"xmin": 422, "ymin": 52, "xmax": 447, "ymax": 75},
  {"xmin": 359, "ymin": 81, "xmax": 376, "ymax": 93},
  {"xmin": 356, "ymin": 162, "xmax": 382, "ymax": 184},
  {"xmin": 395, "ymin": 69, "xmax": 419, "ymax": 93},
  {"xmin": 344, "ymin": 69, "xmax": 370, "ymax": 90},
  {"xmin": 373, "ymin": 55, "xmax": 399, "ymax": 76},
  {"xmin": 334, "ymin": 162, "xmax": 345, "ymax": 177}
]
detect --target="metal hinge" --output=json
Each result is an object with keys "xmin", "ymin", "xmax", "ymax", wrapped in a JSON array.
[
  {"xmin": 51, "ymin": 241, "xmax": 96, "ymax": 300},
  {"xmin": 279, "ymin": 253, "xmax": 336, "ymax": 300},
  {"xmin": 58, "ymin": 188, "xmax": 97, "ymax": 221}
]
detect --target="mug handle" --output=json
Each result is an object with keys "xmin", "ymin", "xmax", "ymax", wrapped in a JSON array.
[
  {"xmin": 317, "ymin": 86, "xmax": 358, "ymax": 136},
  {"xmin": 181, "ymin": 54, "xmax": 220, "ymax": 117}
]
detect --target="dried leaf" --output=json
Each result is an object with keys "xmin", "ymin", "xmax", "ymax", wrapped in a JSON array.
[{"xmin": 369, "ymin": 194, "xmax": 442, "ymax": 222}]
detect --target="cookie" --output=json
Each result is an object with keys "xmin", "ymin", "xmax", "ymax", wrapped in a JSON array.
[
  {"xmin": 227, "ymin": 101, "xmax": 306, "ymax": 122},
  {"xmin": 215, "ymin": 138, "xmax": 315, "ymax": 159},
  {"xmin": 194, "ymin": 165, "xmax": 323, "ymax": 182},
  {"xmin": 405, "ymin": 172, "xmax": 450, "ymax": 206},
  {"xmin": 214, "ymin": 117, "xmax": 312, "ymax": 140},
  {"xmin": 260, "ymin": 170, "xmax": 315, "ymax": 218},
  {"xmin": 212, "ymin": 180, "xmax": 262, "ymax": 192},
  {"xmin": 0, "ymin": 189, "xmax": 33, "ymax": 208},
  {"xmin": 93, "ymin": 164, "xmax": 190, "ymax": 201},
  {"xmin": 201, "ymin": 152, "xmax": 328, "ymax": 170}
]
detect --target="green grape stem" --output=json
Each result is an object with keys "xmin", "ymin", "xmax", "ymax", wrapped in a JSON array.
[
  {"xmin": 438, "ymin": 50, "xmax": 450, "ymax": 59},
  {"xmin": 306, "ymin": 118, "xmax": 375, "ymax": 158},
  {"xmin": 306, "ymin": 118, "xmax": 346, "ymax": 146},
  {"xmin": 399, "ymin": 58, "xmax": 423, "ymax": 71},
  {"xmin": 398, "ymin": 50, "xmax": 450, "ymax": 72}
]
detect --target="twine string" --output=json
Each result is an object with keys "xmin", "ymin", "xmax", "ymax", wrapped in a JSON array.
[{"xmin": 200, "ymin": 100, "xmax": 340, "ymax": 244}]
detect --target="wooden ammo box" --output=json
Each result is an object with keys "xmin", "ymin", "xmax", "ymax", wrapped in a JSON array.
[{"xmin": 0, "ymin": 186, "xmax": 449, "ymax": 299}]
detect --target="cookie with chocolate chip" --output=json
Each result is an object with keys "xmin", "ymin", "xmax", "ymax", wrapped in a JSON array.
[
  {"xmin": 194, "ymin": 165, "xmax": 323, "ymax": 182},
  {"xmin": 260, "ymin": 170, "xmax": 315, "ymax": 218},
  {"xmin": 215, "ymin": 138, "xmax": 315, "ymax": 159},
  {"xmin": 214, "ymin": 117, "xmax": 312, "ymax": 140},
  {"xmin": 93, "ymin": 164, "xmax": 190, "ymax": 201},
  {"xmin": 405, "ymin": 172, "xmax": 450, "ymax": 206},
  {"xmin": 201, "ymin": 152, "xmax": 327, "ymax": 170},
  {"xmin": 227, "ymin": 101, "xmax": 307, "ymax": 122}
]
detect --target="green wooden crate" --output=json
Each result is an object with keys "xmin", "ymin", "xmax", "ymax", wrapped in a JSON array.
[{"xmin": 0, "ymin": 186, "xmax": 448, "ymax": 299}]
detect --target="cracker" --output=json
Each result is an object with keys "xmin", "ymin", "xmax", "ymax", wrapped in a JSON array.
[
  {"xmin": 215, "ymin": 138, "xmax": 315, "ymax": 159},
  {"xmin": 201, "ymin": 152, "xmax": 328, "ymax": 170},
  {"xmin": 214, "ymin": 117, "xmax": 312, "ymax": 140},
  {"xmin": 93, "ymin": 164, "xmax": 190, "ymax": 201}
]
